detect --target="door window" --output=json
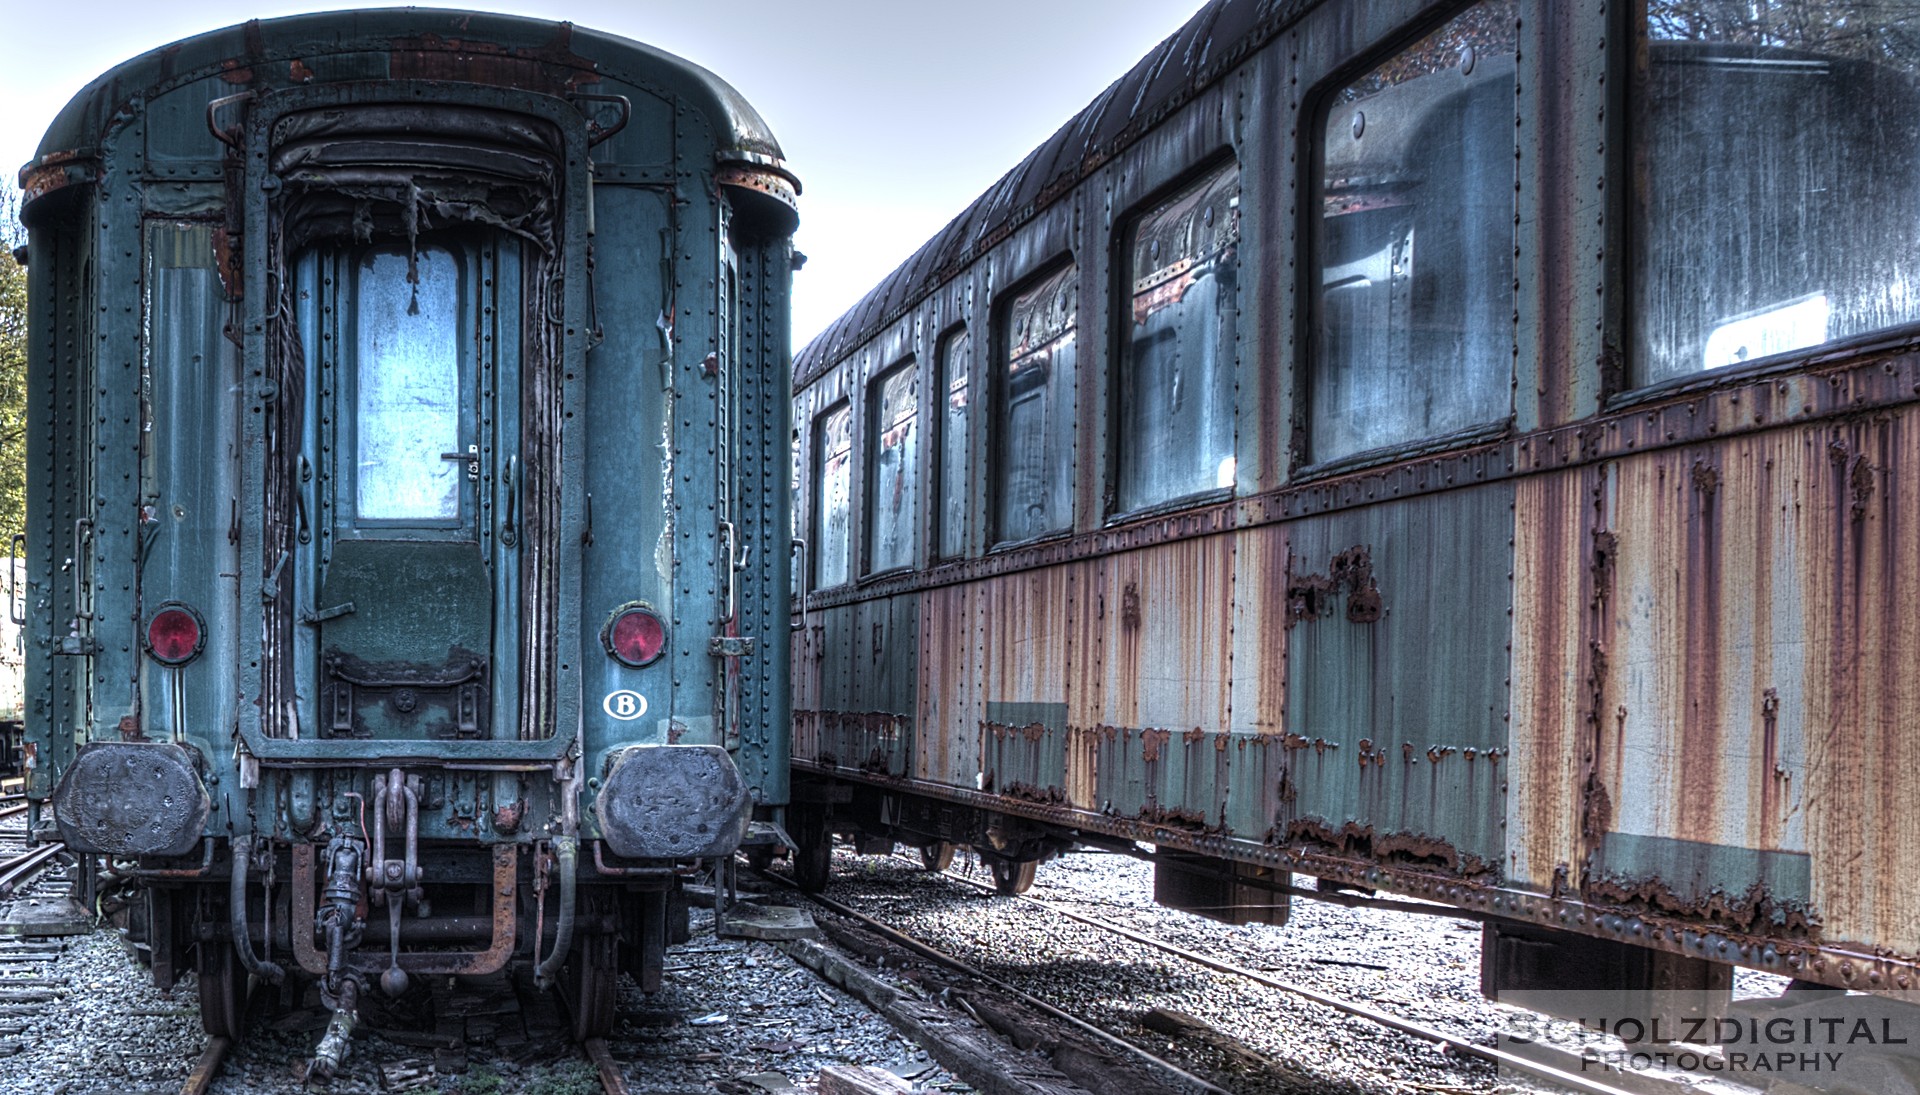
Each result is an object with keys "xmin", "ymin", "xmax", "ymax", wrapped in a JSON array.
[{"xmin": 353, "ymin": 248, "xmax": 463, "ymax": 523}]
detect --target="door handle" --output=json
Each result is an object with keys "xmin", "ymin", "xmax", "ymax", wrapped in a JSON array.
[{"xmin": 440, "ymin": 444, "xmax": 479, "ymax": 482}]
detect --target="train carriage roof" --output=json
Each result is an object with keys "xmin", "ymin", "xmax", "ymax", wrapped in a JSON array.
[
  {"xmin": 25, "ymin": 8, "xmax": 788, "ymax": 179},
  {"xmin": 795, "ymin": 0, "xmax": 1272, "ymax": 389}
]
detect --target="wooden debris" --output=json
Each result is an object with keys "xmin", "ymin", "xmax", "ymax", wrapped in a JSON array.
[{"xmin": 819, "ymin": 1064, "xmax": 916, "ymax": 1095}]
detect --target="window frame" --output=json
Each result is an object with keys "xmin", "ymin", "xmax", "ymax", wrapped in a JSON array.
[
  {"xmin": 1614, "ymin": 1, "xmax": 1920, "ymax": 404},
  {"xmin": 862, "ymin": 356, "xmax": 919, "ymax": 578},
  {"xmin": 989, "ymin": 259, "xmax": 1080, "ymax": 551},
  {"xmin": 811, "ymin": 399, "xmax": 854, "ymax": 590},
  {"xmin": 931, "ymin": 324, "xmax": 971, "ymax": 561},
  {"xmin": 1106, "ymin": 153, "xmax": 1243, "ymax": 524},
  {"xmin": 1294, "ymin": 0, "xmax": 1522, "ymax": 478}
]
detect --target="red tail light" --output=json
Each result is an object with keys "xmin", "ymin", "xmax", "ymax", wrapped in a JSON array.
[
  {"xmin": 604, "ymin": 605, "xmax": 666, "ymax": 668},
  {"xmin": 146, "ymin": 604, "xmax": 205, "ymax": 666}
]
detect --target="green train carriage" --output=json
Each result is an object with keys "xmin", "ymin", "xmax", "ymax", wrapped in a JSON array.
[
  {"xmin": 19, "ymin": 10, "xmax": 795, "ymax": 1065},
  {"xmin": 790, "ymin": 0, "xmax": 1920, "ymax": 1016}
]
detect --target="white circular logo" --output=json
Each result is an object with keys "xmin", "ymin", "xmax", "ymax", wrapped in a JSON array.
[{"xmin": 603, "ymin": 690, "xmax": 649, "ymax": 721}]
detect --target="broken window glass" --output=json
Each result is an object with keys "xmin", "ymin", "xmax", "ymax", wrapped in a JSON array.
[
  {"xmin": 868, "ymin": 362, "xmax": 918, "ymax": 573},
  {"xmin": 1636, "ymin": 0, "xmax": 1920, "ymax": 383},
  {"xmin": 937, "ymin": 328, "xmax": 970, "ymax": 559},
  {"xmin": 1119, "ymin": 162, "xmax": 1240, "ymax": 512},
  {"xmin": 996, "ymin": 265, "xmax": 1077, "ymax": 544},
  {"xmin": 815, "ymin": 403, "xmax": 853, "ymax": 587},
  {"xmin": 1312, "ymin": 0, "xmax": 1517, "ymax": 464}
]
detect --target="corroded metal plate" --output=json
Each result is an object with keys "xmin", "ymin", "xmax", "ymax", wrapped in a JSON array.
[
  {"xmin": 53, "ymin": 742, "xmax": 209, "ymax": 856},
  {"xmin": 596, "ymin": 745, "xmax": 749, "ymax": 860}
]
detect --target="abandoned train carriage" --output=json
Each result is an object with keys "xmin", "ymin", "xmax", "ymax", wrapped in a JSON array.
[
  {"xmin": 790, "ymin": 0, "xmax": 1920, "ymax": 1001},
  {"xmin": 19, "ymin": 10, "xmax": 795, "ymax": 1058}
]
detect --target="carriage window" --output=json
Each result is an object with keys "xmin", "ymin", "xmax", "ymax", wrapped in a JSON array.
[
  {"xmin": 1311, "ymin": 1, "xmax": 1517, "ymax": 464},
  {"xmin": 1635, "ymin": 1, "xmax": 1920, "ymax": 384},
  {"xmin": 354, "ymin": 247, "xmax": 462, "ymax": 522},
  {"xmin": 1119, "ymin": 163, "xmax": 1240, "ymax": 512},
  {"xmin": 937, "ymin": 328, "xmax": 970, "ymax": 558},
  {"xmin": 815, "ymin": 403, "xmax": 853, "ymax": 587},
  {"xmin": 996, "ymin": 265, "xmax": 1076, "ymax": 544},
  {"xmin": 867, "ymin": 362, "xmax": 918, "ymax": 573},
  {"xmin": 790, "ymin": 428, "xmax": 802, "ymax": 596}
]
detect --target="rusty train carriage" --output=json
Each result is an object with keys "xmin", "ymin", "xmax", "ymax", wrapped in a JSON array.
[
  {"xmin": 19, "ymin": 11, "xmax": 796, "ymax": 1066},
  {"xmin": 789, "ymin": 0, "xmax": 1920, "ymax": 1001}
]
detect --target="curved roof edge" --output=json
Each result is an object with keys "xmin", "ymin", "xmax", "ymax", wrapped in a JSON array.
[
  {"xmin": 27, "ymin": 8, "xmax": 789, "ymax": 178},
  {"xmin": 794, "ymin": 0, "xmax": 1300, "ymax": 390}
]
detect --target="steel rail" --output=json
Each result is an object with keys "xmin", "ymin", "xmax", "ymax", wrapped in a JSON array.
[
  {"xmin": 181, "ymin": 1037, "xmax": 232, "ymax": 1095},
  {"xmin": 926, "ymin": 862, "xmax": 1648, "ymax": 1095},
  {"xmin": 0, "ymin": 842, "xmax": 63, "ymax": 898},
  {"xmin": 757, "ymin": 869, "xmax": 1232, "ymax": 1095},
  {"xmin": 582, "ymin": 1037, "xmax": 629, "ymax": 1095}
]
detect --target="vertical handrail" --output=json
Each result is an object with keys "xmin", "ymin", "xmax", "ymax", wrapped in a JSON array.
[
  {"xmin": 500, "ymin": 455, "xmax": 518, "ymax": 548},
  {"xmin": 789, "ymin": 538, "xmax": 807, "ymax": 633},
  {"xmin": 7, "ymin": 535, "xmax": 23, "ymax": 626},
  {"xmin": 70, "ymin": 519, "xmax": 92, "ymax": 622},
  {"xmin": 720, "ymin": 520, "xmax": 738, "ymax": 623}
]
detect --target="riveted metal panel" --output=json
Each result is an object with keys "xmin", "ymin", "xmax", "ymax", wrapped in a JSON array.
[
  {"xmin": 1228, "ymin": 523, "xmax": 1290, "ymax": 735},
  {"xmin": 1073, "ymin": 535, "xmax": 1237, "ymax": 826},
  {"xmin": 1281, "ymin": 483, "xmax": 1515, "ymax": 877},
  {"xmin": 24, "ymin": 200, "xmax": 94, "ymax": 799},
  {"xmin": 1587, "ymin": 413, "xmax": 1920, "ymax": 956},
  {"xmin": 977, "ymin": 567, "xmax": 1073, "ymax": 800},
  {"xmin": 1508, "ymin": 463, "xmax": 1606, "ymax": 892},
  {"xmin": 1093, "ymin": 535, "xmax": 1234, "ymax": 733},
  {"xmin": 732, "ymin": 235, "xmax": 794, "ymax": 805},
  {"xmin": 140, "ymin": 223, "xmax": 243, "ymax": 759},
  {"xmin": 87, "ymin": 124, "xmax": 146, "ymax": 748},
  {"xmin": 1514, "ymin": 0, "xmax": 1615, "ymax": 430},
  {"xmin": 914, "ymin": 579, "xmax": 985, "ymax": 788},
  {"xmin": 580, "ymin": 183, "xmax": 676, "ymax": 734}
]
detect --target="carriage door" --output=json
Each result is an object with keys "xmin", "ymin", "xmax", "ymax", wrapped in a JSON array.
[{"xmin": 297, "ymin": 239, "xmax": 521, "ymax": 742}]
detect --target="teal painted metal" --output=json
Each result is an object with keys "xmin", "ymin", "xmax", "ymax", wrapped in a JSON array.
[
  {"xmin": 1281, "ymin": 484, "xmax": 1514, "ymax": 876},
  {"xmin": 21, "ymin": 11, "xmax": 798, "ymax": 851},
  {"xmin": 26, "ymin": 11, "xmax": 785, "ymax": 172}
]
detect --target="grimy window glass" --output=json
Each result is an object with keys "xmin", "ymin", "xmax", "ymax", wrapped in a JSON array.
[
  {"xmin": 1636, "ymin": 2, "xmax": 1920, "ymax": 384},
  {"xmin": 1119, "ymin": 163, "xmax": 1241, "ymax": 512},
  {"xmin": 355, "ymin": 246, "xmax": 461, "ymax": 521},
  {"xmin": 816, "ymin": 403, "xmax": 853, "ymax": 587},
  {"xmin": 1312, "ymin": 1, "xmax": 1517, "ymax": 464},
  {"xmin": 868, "ymin": 362, "xmax": 918, "ymax": 573},
  {"xmin": 790, "ymin": 428, "xmax": 802, "ymax": 595},
  {"xmin": 996, "ymin": 265, "xmax": 1076, "ymax": 544},
  {"xmin": 937, "ymin": 329, "xmax": 970, "ymax": 559}
]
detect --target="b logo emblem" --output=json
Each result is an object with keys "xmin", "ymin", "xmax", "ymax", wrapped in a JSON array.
[{"xmin": 603, "ymin": 690, "xmax": 648, "ymax": 721}]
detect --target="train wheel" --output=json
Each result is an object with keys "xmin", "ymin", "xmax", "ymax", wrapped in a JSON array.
[
  {"xmin": 195, "ymin": 940, "xmax": 248, "ymax": 1039},
  {"xmin": 989, "ymin": 857, "xmax": 1037, "ymax": 896},
  {"xmin": 568, "ymin": 930, "xmax": 619, "ymax": 1042},
  {"xmin": 920, "ymin": 842, "xmax": 955, "ymax": 873}
]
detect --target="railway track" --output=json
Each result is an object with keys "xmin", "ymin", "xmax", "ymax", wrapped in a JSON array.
[
  {"xmin": 929, "ymin": 860, "xmax": 1646, "ymax": 1095},
  {"xmin": 0, "ymin": 797, "xmax": 66, "ymax": 902},
  {"xmin": 768, "ymin": 849, "xmax": 1759, "ymax": 1095},
  {"xmin": 0, "ymin": 796, "xmax": 79, "ymax": 1073}
]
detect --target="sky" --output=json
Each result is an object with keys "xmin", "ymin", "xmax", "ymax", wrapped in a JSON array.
[{"xmin": 0, "ymin": 0, "xmax": 1209, "ymax": 349}]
